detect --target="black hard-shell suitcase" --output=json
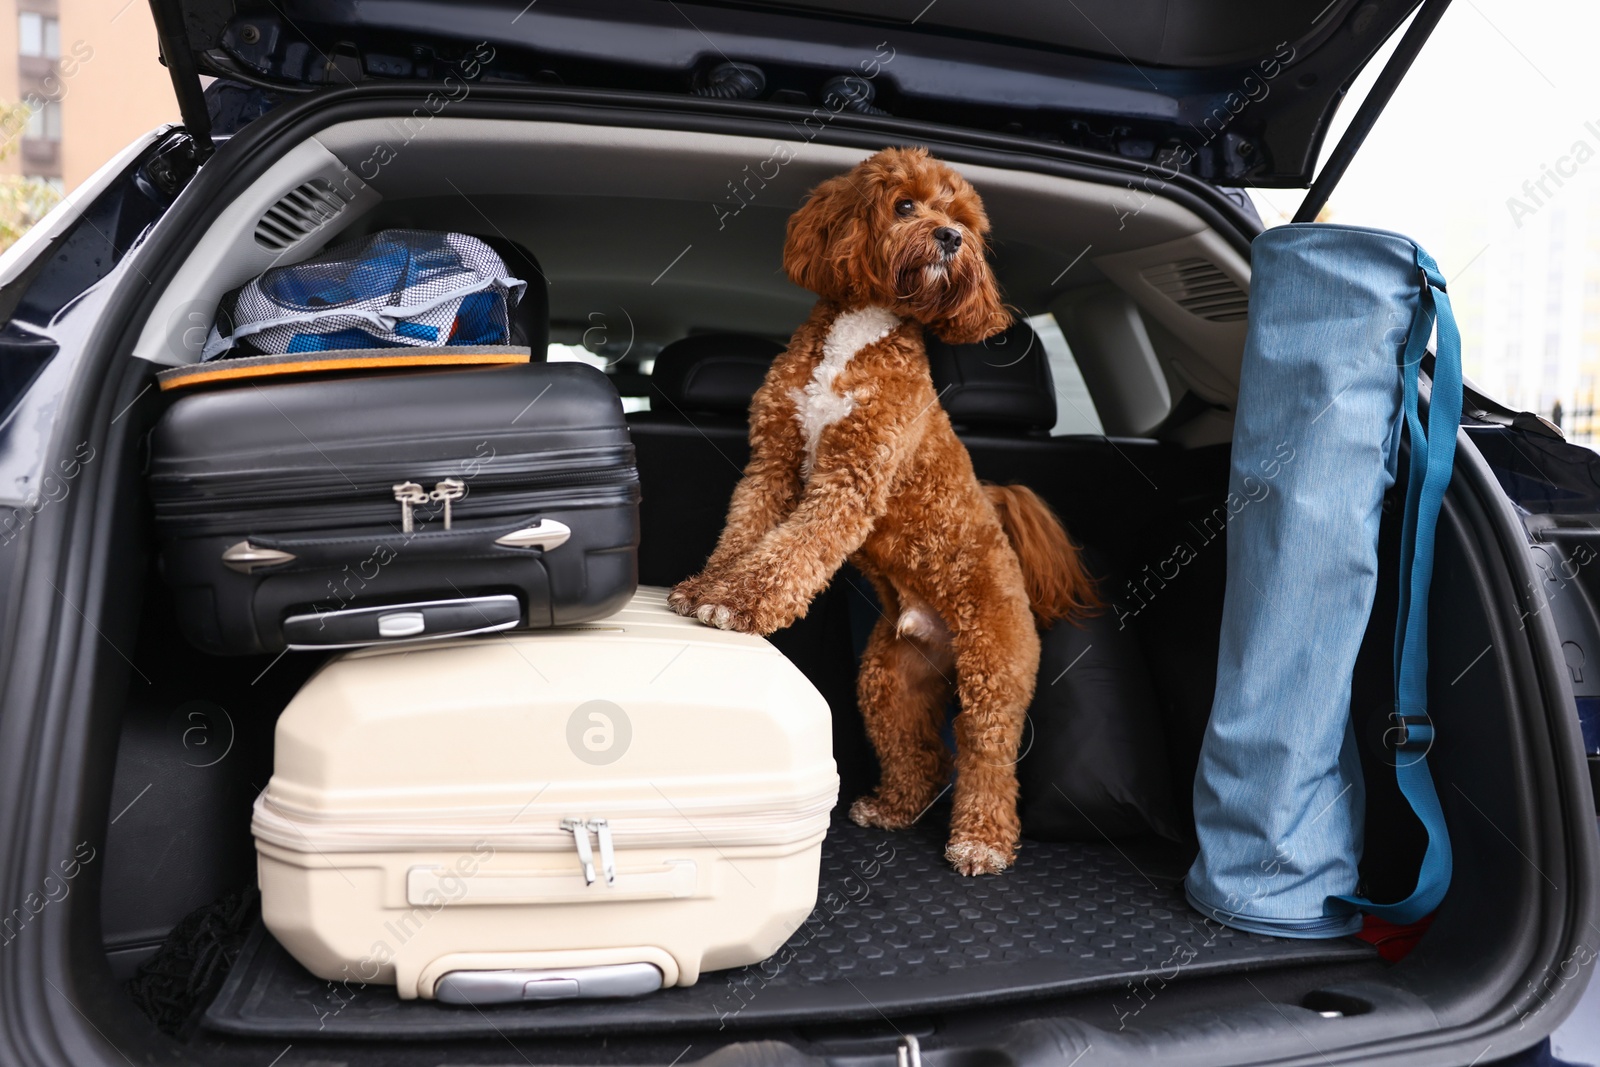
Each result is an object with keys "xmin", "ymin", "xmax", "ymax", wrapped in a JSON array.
[{"xmin": 148, "ymin": 363, "xmax": 639, "ymax": 655}]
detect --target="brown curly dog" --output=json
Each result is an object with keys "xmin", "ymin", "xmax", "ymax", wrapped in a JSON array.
[{"xmin": 669, "ymin": 146, "xmax": 1098, "ymax": 874}]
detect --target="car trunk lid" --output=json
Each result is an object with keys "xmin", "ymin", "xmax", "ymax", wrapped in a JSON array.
[{"xmin": 147, "ymin": 0, "xmax": 1442, "ymax": 189}]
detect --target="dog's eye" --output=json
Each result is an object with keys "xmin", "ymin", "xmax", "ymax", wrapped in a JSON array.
[{"xmin": 894, "ymin": 198, "xmax": 916, "ymax": 217}]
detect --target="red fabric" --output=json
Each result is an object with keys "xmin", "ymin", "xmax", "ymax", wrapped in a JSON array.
[{"xmin": 1355, "ymin": 914, "xmax": 1434, "ymax": 962}]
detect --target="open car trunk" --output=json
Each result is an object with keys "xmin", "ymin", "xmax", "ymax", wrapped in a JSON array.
[{"xmin": 1, "ymin": 83, "xmax": 1594, "ymax": 1067}]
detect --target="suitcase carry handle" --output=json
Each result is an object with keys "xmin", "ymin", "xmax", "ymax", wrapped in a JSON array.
[{"xmin": 229, "ymin": 516, "xmax": 572, "ymax": 573}]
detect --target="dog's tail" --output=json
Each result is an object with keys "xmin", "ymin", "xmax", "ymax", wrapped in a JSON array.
[{"xmin": 984, "ymin": 483, "xmax": 1101, "ymax": 626}]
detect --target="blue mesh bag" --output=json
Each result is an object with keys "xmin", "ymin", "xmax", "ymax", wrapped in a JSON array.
[
  {"xmin": 202, "ymin": 230, "xmax": 526, "ymax": 360},
  {"xmin": 1184, "ymin": 223, "xmax": 1462, "ymax": 938}
]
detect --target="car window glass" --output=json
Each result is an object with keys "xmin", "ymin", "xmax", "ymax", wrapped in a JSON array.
[
  {"xmin": 1026, "ymin": 312, "xmax": 1105, "ymax": 436},
  {"xmin": 548, "ymin": 343, "xmax": 649, "ymax": 413}
]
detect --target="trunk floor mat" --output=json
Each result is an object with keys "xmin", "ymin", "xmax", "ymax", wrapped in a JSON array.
[{"xmin": 203, "ymin": 818, "xmax": 1375, "ymax": 1038}]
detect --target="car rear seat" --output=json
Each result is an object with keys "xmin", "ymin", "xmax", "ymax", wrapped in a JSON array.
[
  {"xmin": 924, "ymin": 323, "xmax": 1226, "ymax": 825},
  {"xmin": 627, "ymin": 333, "xmax": 782, "ymax": 585},
  {"xmin": 929, "ymin": 322, "xmax": 1183, "ymax": 556},
  {"xmin": 927, "ymin": 320, "xmax": 1057, "ymax": 437},
  {"xmin": 624, "ymin": 324, "xmax": 1228, "ymax": 812}
]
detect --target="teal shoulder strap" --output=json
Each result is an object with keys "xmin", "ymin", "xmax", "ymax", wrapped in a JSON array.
[{"xmin": 1337, "ymin": 246, "xmax": 1461, "ymax": 924}]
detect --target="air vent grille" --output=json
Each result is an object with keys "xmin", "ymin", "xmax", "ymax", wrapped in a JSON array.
[
  {"xmin": 1141, "ymin": 258, "xmax": 1249, "ymax": 323},
  {"xmin": 254, "ymin": 178, "xmax": 346, "ymax": 252}
]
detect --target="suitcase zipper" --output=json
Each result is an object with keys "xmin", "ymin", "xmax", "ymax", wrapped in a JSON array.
[
  {"xmin": 150, "ymin": 445, "xmax": 638, "ymax": 511},
  {"xmin": 152, "ymin": 463, "xmax": 638, "ymax": 512},
  {"xmin": 154, "ymin": 481, "xmax": 638, "ymax": 535},
  {"xmin": 252, "ymin": 786, "xmax": 838, "ymax": 856}
]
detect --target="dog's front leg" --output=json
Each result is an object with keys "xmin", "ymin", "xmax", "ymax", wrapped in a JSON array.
[
  {"xmin": 689, "ymin": 383, "xmax": 924, "ymax": 635},
  {"xmin": 670, "ymin": 332, "xmax": 819, "ymax": 617},
  {"xmin": 668, "ymin": 441, "xmax": 800, "ymax": 614},
  {"xmin": 688, "ymin": 465, "xmax": 885, "ymax": 634}
]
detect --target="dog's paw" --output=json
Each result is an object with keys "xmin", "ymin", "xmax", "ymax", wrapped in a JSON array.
[
  {"xmin": 849, "ymin": 793, "xmax": 920, "ymax": 830},
  {"xmin": 667, "ymin": 578, "xmax": 706, "ymax": 616},
  {"xmin": 945, "ymin": 837, "xmax": 1014, "ymax": 876},
  {"xmin": 849, "ymin": 795, "xmax": 895, "ymax": 829},
  {"xmin": 693, "ymin": 601, "xmax": 754, "ymax": 632}
]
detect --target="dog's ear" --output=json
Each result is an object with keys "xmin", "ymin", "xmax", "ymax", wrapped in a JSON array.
[
  {"xmin": 783, "ymin": 173, "xmax": 873, "ymax": 301},
  {"xmin": 928, "ymin": 251, "xmax": 1012, "ymax": 345}
]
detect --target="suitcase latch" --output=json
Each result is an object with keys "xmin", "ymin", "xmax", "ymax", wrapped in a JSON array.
[
  {"xmin": 560, "ymin": 818, "xmax": 617, "ymax": 887},
  {"xmin": 494, "ymin": 519, "xmax": 572, "ymax": 552},
  {"xmin": 220, "ymin": 540, "xmax": 298, "ymax": 574}
]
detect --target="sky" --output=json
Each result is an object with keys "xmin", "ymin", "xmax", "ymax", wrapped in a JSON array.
[
  {"xmin": 1249, "ymin": 0, "xmax": 1600, "ymax": 278},
  {"xmin": 1241, "ymin": 0, "xmax": 1600, "ymax": 427}
]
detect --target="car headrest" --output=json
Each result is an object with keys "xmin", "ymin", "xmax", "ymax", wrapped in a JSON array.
[
  {"xmin": 650, "ymin": 333, "xmax": 785, "ymax": 418},
  {"xmin": 469, "ymin": 234, "xmax": 550, "ymax": 357},
  {"xmin": 926, "ymin": 321, "xmax": 1056, "ymax": 434}
]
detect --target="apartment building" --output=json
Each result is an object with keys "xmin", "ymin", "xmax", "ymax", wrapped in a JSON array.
[{"xmin": 0, "ymin": 0, "xmax": 177, "ymax": 191}]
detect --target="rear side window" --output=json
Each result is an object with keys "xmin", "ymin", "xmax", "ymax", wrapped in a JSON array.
[
  {"xmin": 546, "ymin": 343, "xmax": 608, "ymax": 369},
  {"xmin": 547, "ymin": 343, "xmax": 650, "ymax": 413},
  {"xmin": 548, "ymin": 323, "xmax": 1109, "ymax": 429},
  {"xmin": 1027, "ymin": 313, "xmax": 1104, "ymax": 436}
]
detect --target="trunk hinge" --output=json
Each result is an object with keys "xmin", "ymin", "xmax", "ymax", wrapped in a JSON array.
[
  {"xmin": 148, "ymin": 0, "xmax": 216, "ymax": 165},
  {"xmin": 139, "ymin": 133, "xmax": 204, "ymax": 200},
  {"xmin": 1293, "ymin": 0, "xmax": 1453, "ymax": 223}
]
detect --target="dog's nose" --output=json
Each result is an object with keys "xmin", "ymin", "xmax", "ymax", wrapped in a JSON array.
[{"xmin": 933, "ymin": 226, "xmax": 962, "ymax": 254}]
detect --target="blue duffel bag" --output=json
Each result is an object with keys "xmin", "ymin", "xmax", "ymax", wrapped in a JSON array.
[{"xmin": 1185, "ymin": 223, "xmax": 1462, "ymax": 937}]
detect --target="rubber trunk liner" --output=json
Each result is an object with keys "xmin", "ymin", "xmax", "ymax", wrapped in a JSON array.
[{"xmin": 204, "ymin": 818, "xmax": 1375, "ymax": 1039}]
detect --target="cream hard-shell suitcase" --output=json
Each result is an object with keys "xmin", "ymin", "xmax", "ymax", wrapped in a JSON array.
[{"xmin": 251, "ymin": 587, "xmax": 838, "ymax": 1003}]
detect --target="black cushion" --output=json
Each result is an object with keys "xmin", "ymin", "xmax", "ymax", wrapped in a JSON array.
[
  {"xmin": 1018, "ymin": 553, "xmax": 1184, "ymax": 843},
  {"xmin": 926, "ymin": 321, "xmax": 1056, "ymax": 434},
  {"xmin": 648, "ymin": 333, "xmax": 784, "ymax": 419}
]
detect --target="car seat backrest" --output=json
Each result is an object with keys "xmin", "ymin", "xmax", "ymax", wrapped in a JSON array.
[
  {"xmin": 468, "ymin": 234, "xmax": 551, "ymax": 357},
  {"xmin": 926, "ymin": 321, "xmax": 1056, "ymax": 435},
  {"xmin": 645, "ymin": 333, "xmax": 786, "ymax": 423},
  {"xmin": 628, "ymin": 333, "xmax": 787, "ymax": 587}
]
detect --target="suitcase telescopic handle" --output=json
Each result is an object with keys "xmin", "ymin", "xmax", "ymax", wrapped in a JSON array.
[
  {"xmin": 434, "ymin": 963, "xmax": 663, "ymax": 1005},
  {"xmin": 280, "ymin": 594, "xmax": 523, "ymax": 650},
  {"xmin": 233, "ymin": 516, "xmax": 571, "ymax": 573}
]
